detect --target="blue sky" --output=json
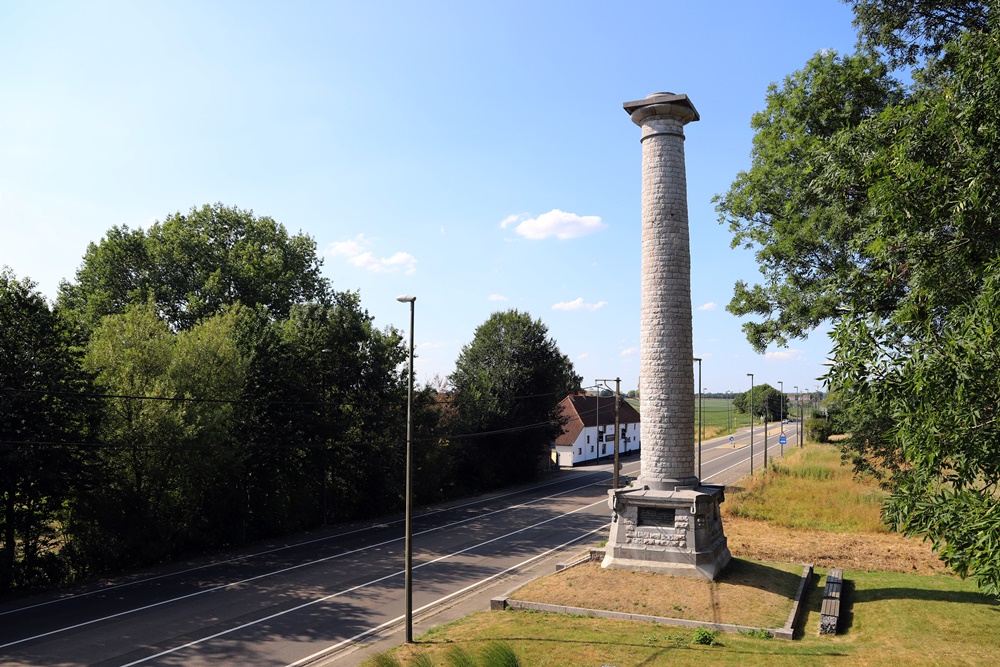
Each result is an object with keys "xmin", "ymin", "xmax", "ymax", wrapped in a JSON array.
[{"xmin": 1, "ymin": 0, "xmax": 859, "ymax": 396}]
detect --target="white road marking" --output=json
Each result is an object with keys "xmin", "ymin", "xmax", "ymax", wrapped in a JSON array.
[
  {"xmin": 119, "ymin": 499, "xmax": 609, "ymax": 666},
  {"xmin": 1, "ymin": 477, "xmax": 610, "ymax": 650},
  {"xmin": 0, "ymin": 470, "xmax": 603, "ymax": 618}
]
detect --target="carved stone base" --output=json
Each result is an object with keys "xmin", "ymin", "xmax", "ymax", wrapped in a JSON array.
[{"xmin": 602, "ymin": 484, "xmax": 731, "ymax": 579}]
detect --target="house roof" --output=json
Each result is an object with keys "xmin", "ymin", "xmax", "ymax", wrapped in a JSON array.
[{"xmin": 554, "ymin": 393, "xmax": 641, "ymax": 447}]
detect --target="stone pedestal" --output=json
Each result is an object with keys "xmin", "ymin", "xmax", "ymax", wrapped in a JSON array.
[
  {"xmin": 602, "ymin": 484, "xmax": 730, "ymax": 578},
  {"xmin": 603, "ymin": 92, "xmax": 730, "ymax": 578}
]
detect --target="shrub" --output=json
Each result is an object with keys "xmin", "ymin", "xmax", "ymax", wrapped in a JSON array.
[
  {"xmin": 691, "ymin": 627, "xmax": 720, "ymax": 646},
  {"xmin": 805, "ymin": 417, "xmax": 832, "ymax": 443}
]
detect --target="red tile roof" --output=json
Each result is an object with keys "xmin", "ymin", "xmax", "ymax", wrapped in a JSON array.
[{"xmin": 554, "ymin": 394, "xmax": 640, "ymax": 446}]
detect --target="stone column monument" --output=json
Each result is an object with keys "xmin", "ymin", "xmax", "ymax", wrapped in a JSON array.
[{"xmin": 602, "ymin": 93, "xmax": 731, "ymax": 578}]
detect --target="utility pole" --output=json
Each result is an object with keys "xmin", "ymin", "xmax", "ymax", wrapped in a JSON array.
[
  {"xmin": 597, "ymin": 377, "xmax": 622, "ymax": 489},
  {"xmin": 747, "ymin": 373, "xmax": 754, "ymax": 475}
]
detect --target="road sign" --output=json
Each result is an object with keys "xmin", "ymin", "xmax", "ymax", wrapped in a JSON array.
[
  {"xmin": 729, "ymin": 436, "xmax": 735, "ymax": 444},
  {"xmin": 779, "ymin": 435, "xmax": 787, "ymax": 445}
]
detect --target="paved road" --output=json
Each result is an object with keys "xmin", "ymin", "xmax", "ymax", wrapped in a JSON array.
[{"xmin": 0, "ymin": 421, "xmax": 800, "ymax": 666}]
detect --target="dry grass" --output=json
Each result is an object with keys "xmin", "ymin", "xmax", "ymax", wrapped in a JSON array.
[
  {"xmin": 723, "ymin": 517, "xmax": 949, "ymax": 575},
  {"xmin": 512, "ymin": 558, "xmax": 802, "ymax": 628},
  {"xmin": 723, "ymin": 444, "xmax": 889, "ymax": 533},
  {"xmin": 373, "ymin": 442, "xmax": 998, "ymax": 667}
]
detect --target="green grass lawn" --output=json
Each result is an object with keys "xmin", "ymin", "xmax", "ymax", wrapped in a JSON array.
[
  {"xmin": 394, "ymin": 571, "xmax": 1000, "ymax": 667},
  {"xmin": 397, "ymin": 568, "xmax": 997, "ymax": 666},
  {"xmin": 368, "ymin": 442, "xmax": 1000, "ymax": 667}
]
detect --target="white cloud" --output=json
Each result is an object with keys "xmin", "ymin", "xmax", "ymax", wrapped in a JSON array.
[
  {"xmin": 765, "ymin": 349, "xmax": 806, "ymax": 362},
  {"xmin": 501, "ymin": 209, "xmax": 607, "ymax": 240},
  {"xmin": 500, "ymin": 214, "xmax": 522, "ymax": 229},
  {"xmin": 417, "ymin": 341, "xmax": 446, "ymax": 350},
  {"xmin": 327, "ymin": 234, "xmax": 417, "ymax": 275},
  {"xmin": 552, "ymin": 297, "xmax": 608, "ymax": 312},
  {"xmin": 697, "ymin": 302, "xmax": 718, "ymax": 311},
  {"xmin": 577, "ymin": 353, "xmax": 590, "ymax": 359},
  {"xmin": 620, "ymin": 347, "xmax": 637, "ymax": 356},
  {"xmin": 488, "ymin": 294, "xmax": 509, "ymax": 302}
]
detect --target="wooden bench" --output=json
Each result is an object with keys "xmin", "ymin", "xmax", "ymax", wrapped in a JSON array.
[{"xmin": 819, "ymin": 568, "xmax": 843, "ymax": 635}]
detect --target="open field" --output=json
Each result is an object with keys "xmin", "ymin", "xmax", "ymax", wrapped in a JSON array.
[{"xmin": 369, "ymin": 443, "xmax": 999, "ymax": 667}]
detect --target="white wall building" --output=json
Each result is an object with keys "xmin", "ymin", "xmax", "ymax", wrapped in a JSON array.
[{"xmin": 552, "ymin": 393, "xmax": 641, "ymax": 467}]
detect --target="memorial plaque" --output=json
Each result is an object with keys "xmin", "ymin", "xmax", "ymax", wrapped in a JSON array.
[{"xmin": 637, "ymin": 507, "xmax": 675, "ymax": 527}]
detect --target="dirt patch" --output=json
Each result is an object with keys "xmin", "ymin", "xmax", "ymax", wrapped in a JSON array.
[
  {"xmin": 508, "ymin": 517, "xmax": 950, "ymax": 633},
  {"xmin": 722, "ymin": 516, "xmax": 950, "ymax": 575},
  {"xmin": 511, "ymin": 558, "xmax": 802, "ymax": 629}
]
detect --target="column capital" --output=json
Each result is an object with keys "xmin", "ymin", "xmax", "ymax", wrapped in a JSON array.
[{"xmin": 624, "ymin": 92, "xmax": 699, "ymax": 126}]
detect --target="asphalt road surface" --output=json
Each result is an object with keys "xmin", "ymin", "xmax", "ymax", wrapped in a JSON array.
[{"xmin": 0, "ymin": 421, "xmax": 799, "ymax": 666}]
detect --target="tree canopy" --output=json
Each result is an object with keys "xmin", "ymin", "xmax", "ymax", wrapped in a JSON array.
[
  {"xmin": 716, "ymin": 0, "xmax": 1000, "ymax": 594},
  {"xmin": 732, "ymin": 384, "xmax": 785, "ymax": 422},
  {"xmin": 1, "ymin": 206, "xmax": 432, "ymax": 593},
  {"xmin": 58, "ymin": 203, "xmax": 330, "ymax": 331},
  {"xmin": 1, "ymin": 268, "xmax": 94, "ymax": 590},
  {"xmin": 449, "ymin": 310, "xmax": 580, "ymax": 490}
]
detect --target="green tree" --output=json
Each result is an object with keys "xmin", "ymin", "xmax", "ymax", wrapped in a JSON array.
[
  {"xmin": 732, "ymin": 384, "xmax": 784, "ymax": 422},
  {"xmin": 715, "ymin": 1, "xmax": 1000, "ymax": 593},
  {"xmin": 0, "ymin": 268, "xmax": 94, "ymax": 591},
  {"xmin": 449, "ymin": 310, "xmax": 580, "ymax": 491},
  {"xmin": 72, "ymin": 303, "xmax": 246, "ymax": 569},
  {"xmin": 59, "ymin": 203, "xmax": 330, "ymax": 331},
  {"xmin": 272, "ymin": 297, "xmax": 410, "ymax": 526}
]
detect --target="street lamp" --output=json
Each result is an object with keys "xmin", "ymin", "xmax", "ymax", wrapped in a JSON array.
[
  {"xmin": 396, "ymin": 294, "xmax": 416, "ymax": 644},
  {"xmin": 779, "ymin": 380, "xmax": 784, "ymax": 456},
  {"xmin": 694, "ymin": 358, "xmax": 702, "ymax": 479},
  {"xmin": 792, "ymin": 384, "xmax": 802, "ymax": 447},
  {"xmin": 747, "ymin": 373, "xmax": 754, "ymax": 475}
]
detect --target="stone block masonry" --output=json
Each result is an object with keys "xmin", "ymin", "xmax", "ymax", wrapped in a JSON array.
[{"xmin": 602, "ymin": 92, "xmax": 730, "ymax": 579}]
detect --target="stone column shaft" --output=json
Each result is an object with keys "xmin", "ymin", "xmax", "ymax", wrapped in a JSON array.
[{"xmin": 628, "ymin": 94, "xmax": 699, "ymax": 491}]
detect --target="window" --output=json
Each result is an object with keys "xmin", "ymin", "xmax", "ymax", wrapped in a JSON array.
[
  {"xmin": 601, "ymin": 443, "xmax": 606, "ymax": 455},
  {"xmin": 577, "ymin": 448, "xmax": 582, "ymax": 455},
  {"xmin": 587, "ymin": 435, "xmax": 590, "ymax": 444},
  {"xmin": 590, "ymin": 445, "xmax": 594, "ymax": 453}
]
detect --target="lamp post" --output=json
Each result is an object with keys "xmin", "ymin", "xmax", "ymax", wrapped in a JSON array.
[
  {"xmin": 779, "ymin": 380, "xmax": 785, "ymax": 456},
  {"xmin": 747, "ymin": 373, "xmax": 754, "ymax": 475},
  {"xmin": 728, "ymin": 390, "xmax": 733, "ymax": 431},
  {"xmin": 396, "ymin": 294, "xmax": 416, "ymax": 644},
  {"xmin": 694, "ymin": 358, "xmax": 702, "ymax": 479},
  {"xmin": 794, "ymin": 385, "xmax": 801, "ymax": 447}
]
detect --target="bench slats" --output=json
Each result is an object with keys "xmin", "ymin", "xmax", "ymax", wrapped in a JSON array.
[{"xmin": 819, "ymin": 568, "xmax": 843, "ymax": 635}]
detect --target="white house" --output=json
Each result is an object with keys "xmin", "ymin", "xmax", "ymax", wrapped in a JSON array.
[{"xmin": 552, "ymin": 393, "xmax": 641, "ymax": 467}]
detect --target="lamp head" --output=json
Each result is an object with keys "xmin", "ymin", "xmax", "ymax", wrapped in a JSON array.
[{"xmin": 396, "ymin": 295, "xmax": 416, "ymax": 303}]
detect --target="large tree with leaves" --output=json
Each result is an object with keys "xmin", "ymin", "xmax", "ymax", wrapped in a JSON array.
[
  {"xmin": 0, "ymin": 268, "xmax": 94, "ymax": 592},
  {"xmin": 58, "ymin": 203, "xmax": 330, "ymax": 331},
  {"xmin": 732, "ymin": 384, "xmax": 785, "ymax": 422},
  {"xmin": 715, "ymin": 0, "xmax": 1000, "ymax": 593},
  {"xmin": 449, "ymin": 310, "xmax": 580, "ymax": 491}
]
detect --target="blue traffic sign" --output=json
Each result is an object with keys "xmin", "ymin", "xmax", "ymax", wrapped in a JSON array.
[{"xmin": 779, "ymin": 435, "xmax": 787, "ymax": 445}]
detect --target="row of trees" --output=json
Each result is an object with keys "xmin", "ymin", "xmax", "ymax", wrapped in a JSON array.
[
  {"xmin": 1, "ymin": 204, "xmax": 579, "ymax": 593},
  {"xmin": 731, "ymin": 384, "xmax": 788, "ymax": 422},
  {"xmin": 716, "ymin": 0, "xmax": 1000, "ymax": 594}
]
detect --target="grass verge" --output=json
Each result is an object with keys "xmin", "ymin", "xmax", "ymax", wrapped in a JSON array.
[
  {"xmin": 366, "ymin": 443, "xmax": 999, "ymax": 666},
  {"xmin": 395, "ymin": 567, "xmax": 996, "ymax": 666}
]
